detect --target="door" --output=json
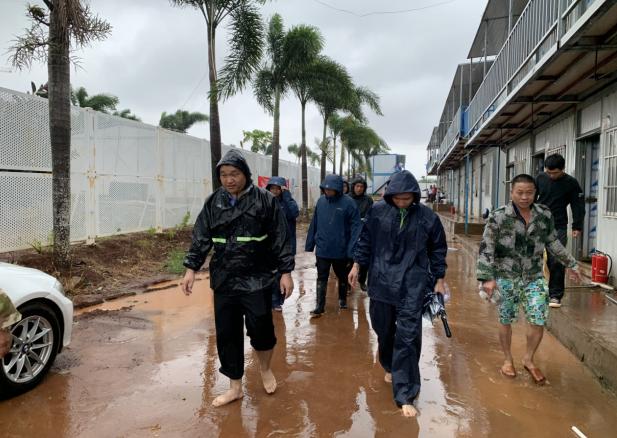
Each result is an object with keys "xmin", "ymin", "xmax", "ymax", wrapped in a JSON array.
[{"xmin": 576, "ymin": 135, "xmax": 600, "ymax": 259}]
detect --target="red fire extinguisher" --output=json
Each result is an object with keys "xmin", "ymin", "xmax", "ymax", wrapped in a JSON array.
[{"xmin": 591, "ymin": 251, "xmax": 612, "ymax": 284}]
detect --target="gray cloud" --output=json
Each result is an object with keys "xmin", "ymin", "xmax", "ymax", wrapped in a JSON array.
[{"xmin": 0, "ymin": 0, "xmax": 486, "ymax": 178}]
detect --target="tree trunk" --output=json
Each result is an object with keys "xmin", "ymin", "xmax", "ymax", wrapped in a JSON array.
[
  {"xmin": 300, "ymin": 101, "xmax": 308, "ymax": 216},
  {"xmin": 320, "ymin": 114, "xmax": 328, "ymax": 181},
  {"xmin": 332, "ymin": 135, "xmax": 336, "ymax": 174},
  {"xmin": 271, "ymin": 84, "xmax": 281, "ymax": 176},
  {"xmin": 347, "ymin": 148, "xmax": 351, "ymax": 178},
  {"xmin": 339, "ymin": 141, "xmax": 344, "ymax": 176},
  {"xmin": 207, "ymin": 22, "xmax": 222, "ymax": 191},
  {"xmin": 48, "ymin": 4, "xmax": 72, "ymax": 269}
]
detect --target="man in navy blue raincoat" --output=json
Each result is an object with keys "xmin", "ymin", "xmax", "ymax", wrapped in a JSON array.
[
  {"xmin": 305, "ymin": 174, "xmax": 361, "ymax": 315},
  {"xmin": 349, "ymin": 170, "xmax": 448, "ymax": 417},
  {"xmin": 266, "ymin": 176, "xmax": 299, "ymax": 311}
]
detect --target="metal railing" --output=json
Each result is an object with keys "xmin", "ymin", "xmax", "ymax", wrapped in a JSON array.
[
  {"xmin": 430, "ymin": 0, "xmax": 601, "ymax": 169},
  {"xmin": 467, "ymin": 0, "xmax": 564, "ymax": 139},
  {"xmin": 438, "ymin": 107, "xmax": 464, "ymax": 164}
]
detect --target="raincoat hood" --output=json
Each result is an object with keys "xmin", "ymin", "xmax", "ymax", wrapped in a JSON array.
[
  {"xmin": 266, "ymin": 176, "xmax": 287, "ymax": 190},
  {"xmin": 320, "ymin": 174, "xmax": 344, "ymax": 195},
  {"xmin": 384, "ymin": 171, "xmax": 421, "ymax": 206},
  {"xmin": 216, "ymin": 149, "xmax": 252, "ymax": 188},
  {"xmin": 350, "ymin": 177, "xmax": 368, "ymax": 197}
]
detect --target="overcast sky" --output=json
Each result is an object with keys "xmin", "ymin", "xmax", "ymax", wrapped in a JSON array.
[{"xmin": 0, "ymin": 0, "xmax": 486, "ymax": 178}]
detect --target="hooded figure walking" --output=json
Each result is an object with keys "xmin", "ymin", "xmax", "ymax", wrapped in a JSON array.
[
  {"xmin": 266, "ymin": 176, "xmax": 299, "ymax": 311},
  {"xmin": 181, "ymin": 149, "xmax": 295, "ymax": 407},
  {"xmin": 349, "ymin": 176, "xmax": 374, "ymax": 291},
  {"xmin": 305, "ymin": 174, "xmax": 362, "ymax": 315},
  {"xmin": 349, "ymin": 171, "xmax": 448, "ymax": 417}
]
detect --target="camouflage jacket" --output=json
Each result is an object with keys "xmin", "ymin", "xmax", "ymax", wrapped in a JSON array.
[
  {"xmin": 0, "ymin": 289, "xmax": 21, "ymax": 329},
  {"xmin": 477, "ymin": 202, "xmax": 577, "ymax": 282}
]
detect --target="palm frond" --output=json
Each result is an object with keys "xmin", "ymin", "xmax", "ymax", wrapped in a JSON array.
[{"xmin": 218, "ymin": 2, "xmax": 264, "ymax": 100}]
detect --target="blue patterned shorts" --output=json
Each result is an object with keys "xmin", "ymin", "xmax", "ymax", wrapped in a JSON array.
[{"xmin": 496, "ymin": 277, "xmax": 549, "ymax": 326}]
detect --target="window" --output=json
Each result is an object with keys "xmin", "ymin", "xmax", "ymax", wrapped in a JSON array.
[{"xmin": 604, "ymin": 129, "xmax": 617, "ymax": 217}]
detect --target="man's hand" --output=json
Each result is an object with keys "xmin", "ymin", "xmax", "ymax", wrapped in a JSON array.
[
  {"xmin": 0, "ymin": 329, "xmax": 12, "ymax": 359},
  {"xmin": 280, "ymin": 273, "xmax": 294, "ymax": 299},
  {"xmin": 181, "ymin": 269, "xmax": 196, "ymax": 296},
  {"xmin": 482, "ymin": 279, "xmax": 497, "ymax": 298},
  {"xmin": 434, "ymin": 278, "xmax": 447, "ymax": 295},
  {"xmin": 348, "ymin": 263, "xmax": 360, "ymax": 289},
  {"xmin": 572, "ymin": 230, "xmax": 581, "ymax": 238},
  {"xmin": 568, "ymin": 267, "xmax": 582, "ymax": 284}
]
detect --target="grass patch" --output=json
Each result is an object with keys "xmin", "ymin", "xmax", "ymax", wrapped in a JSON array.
[{"xmin": 164, "ymin": 249, "xmax": 186, "ymax": 275}]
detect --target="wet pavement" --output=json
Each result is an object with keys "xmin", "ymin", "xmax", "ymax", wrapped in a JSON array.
[{"xmin": 2, "ymin": 242, "xmax": 617, "ymax": 437}]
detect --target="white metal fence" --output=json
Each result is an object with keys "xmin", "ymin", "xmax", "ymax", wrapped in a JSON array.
[{"xmin": 0, "ymin": 87, "xmax": 321, "ymax": 253}]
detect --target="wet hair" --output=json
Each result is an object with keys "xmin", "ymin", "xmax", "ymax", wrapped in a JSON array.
[
  {"xmin": 545, "ymin": 153, "xmax": 565, "ymax": 170},
  {"xmin": 511, "ymin": 173, "xmax": 537, "ymax": 189}
]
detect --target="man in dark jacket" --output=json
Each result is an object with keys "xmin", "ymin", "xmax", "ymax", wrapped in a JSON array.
[
  {"xmin": 349, "ymin": 170, "xmax": 448, "ymax": 417},
  {"xmin": 350, "ymin": 177, "xmax": 374, "ymax": 291},
  {"xmin": 266, "ymin": 176, "xmax": 299, "ymax": 311},
  {"xmin": 181, "ymin": 149, "xmax": 294, "ymax": 407},
  {"xmin": 305, "ymin": 174, "xmax": 362, "ymax": 315},
  {"xmin": 536, "ymin": 153, "xmax": 585, "ymax": 308}
]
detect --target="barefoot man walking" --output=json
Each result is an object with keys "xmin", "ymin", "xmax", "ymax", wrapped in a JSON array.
[
  {"xmin": 349, "ymin": 170, "xmax": 448, "ymax": 417},
  {"xmin": 181, "ymin": 149, "xmax": 294, "ymax": 407},
  {"xmin": 477, "ymin": 174, "xmax": 581, "ymax": 384}
]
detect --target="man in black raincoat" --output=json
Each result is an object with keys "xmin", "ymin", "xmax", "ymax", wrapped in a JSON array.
[
  {"xmin": 181, "ymin": 149, "xmax": 294, "ymax": 407},
  {"xmin": 349, "ymin": 170, "xmax": 448, "ymax": 417},
  {"xmin": 349, "ymin": 176, "xmax": 373, "ymax": 291}
]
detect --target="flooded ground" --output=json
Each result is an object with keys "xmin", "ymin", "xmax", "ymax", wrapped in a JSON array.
[{"xmin": 1, "ymin": 242, "xmax": 617, "ymax": 437}]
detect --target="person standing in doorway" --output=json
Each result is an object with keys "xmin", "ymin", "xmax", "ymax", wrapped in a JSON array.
[
  {"xmin": 536, "ymin": 154, "xmax": 585, "ymax": 308},
  {"xmin": 349, "ymin": 176, "xmax": 373, "ymax": 291},
  {"xmin": 181, "ymin": 149, "xmax": 294, "ymax": 407},
  {"xmin": 478, "ymin": 174, "xmax": 581, "ymax": 385},
  {"xmin": 305, "ymin": 174, "xmax": 361, "ymax": 316},
  {"xmin": 348, "ymin": 170, "xmax": 448, "ymax": 417},
  {"xmin": 266, "ymin": 176, "xmax": 299, "ymax": 311}
]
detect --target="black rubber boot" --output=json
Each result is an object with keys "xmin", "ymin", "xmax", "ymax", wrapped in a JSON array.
[{"xmin": 310, "ymin": 281, "xmax": 327, "ymax": 317}]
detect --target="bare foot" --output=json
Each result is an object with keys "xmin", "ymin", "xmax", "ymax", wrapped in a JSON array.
[
  {"xmin": 261, "ymin": 369, "xmax": 277, "ymax": 394},
  {"xmin": 401, "ymin": 404, "xmax": 418, "ymax": 417},
  {"xmin": 212, "ymin": 387, "xmax": 243, "ymax": 407},
  {"xmin": 384, "ymin": 372, "xmax": 392, "ymax": 383}
]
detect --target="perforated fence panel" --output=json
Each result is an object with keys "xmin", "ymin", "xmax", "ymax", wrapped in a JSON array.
[{"xmin": 0, "ymin": 87, "xmax": 320, "ymax": 252}]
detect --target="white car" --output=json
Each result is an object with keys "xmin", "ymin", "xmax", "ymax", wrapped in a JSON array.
[{"xmin": 0, "ymin": 262, "xmax": 73, "ymax": 397}]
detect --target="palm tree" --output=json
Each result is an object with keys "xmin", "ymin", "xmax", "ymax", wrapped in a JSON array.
[
  {"xmin": 10, "ymin": 2, "xmax": 111, "ymax": 268},
  {"xmin": 254, "ymin": 15, "xmax": 323, "ymax": 176},
  {"xmin": 341, "ymin": 121, "xmax": 388, "ymax": 177},
  {"xmin": 288, "ymin": 143, "xmax": 319, "ymax": 166},
  {"xmin": 171, "ymin": 0, "xmax": 265, "ymax": 190},
  {"xmin": 159, "ymin": 110, "xmax": 209, "ymax": 133},
  {"xmin": 72, "ymin": 86, "xmax": 118, "ymax": 113},
  {"xmin": 113, "ymin": 109, "xmax": 141, "ymax": 121}
]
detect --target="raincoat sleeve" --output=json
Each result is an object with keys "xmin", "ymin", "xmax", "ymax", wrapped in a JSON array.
[
  {"xmin": 0, "ymin": 289, "xmax": 21, "ymax": 329},
  {"xmin": 305, "ymin": 205, "xmax": 318, "ymax": 252},
  {"xmin": 545, "ymin": 211, "xmax": 578, "ymax": 269},
  {"xmin": 569, "ymin": 179, "xmax": 586, "ymax": 231},
  {"xmin": 476, "ymin": 212, "xmax": 499, "ymax": 281},
  {"xmin": 354, "ymin": 207, "xmax": 373, "ymax": 268},
  {"xmin": 427, "ymin": 215, "xmax": 448, "ymax": 279},
  {"xmin": 183, "ymin": 205, "xmax": 213, "ymax": 272},
  {"xmin": 346, "ymin": 203, "xmax": 362, "ymax": 259},
  {"xmin": 268, "ymin": 198, "xmax": 295, "ymax": 274},
  {"xmin": 282, "ymin": 191, "xmax": 300, "ymax": 220}
]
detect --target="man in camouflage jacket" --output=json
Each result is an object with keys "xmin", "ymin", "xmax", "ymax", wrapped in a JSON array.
[
  {"xmin": 0, "ymin": 289, "xmax": 21, "ymax": 358},
  {"xmin": 476, "ymin": 174, "xmax": 580, "ymax": 385}
]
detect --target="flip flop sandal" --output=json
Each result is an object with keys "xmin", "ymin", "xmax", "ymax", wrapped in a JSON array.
[
  {"xmin": 500, "ymin": 363, "xmax": 517, "ymax": 378},
  {"xmin": 524, "ymin": 365, "xmax": 546, "ymax": 385}
]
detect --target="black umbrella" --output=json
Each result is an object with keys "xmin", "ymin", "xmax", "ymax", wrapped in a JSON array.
[{"xmin": 423, "ymin": 289, "xmax": 452, "ymax": 338}]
